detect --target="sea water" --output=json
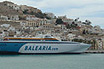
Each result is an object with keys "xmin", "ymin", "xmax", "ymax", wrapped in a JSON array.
[{"xmin": 0, "ymin": 54, "xmax": 104, "ymax": 69}]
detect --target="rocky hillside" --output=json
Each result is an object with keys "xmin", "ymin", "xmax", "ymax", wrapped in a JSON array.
[
  {"xmin": 0, "ymin": 1, "xmax": 21, "ymax": 15},
  {"xmin": 0, "ymin": 1, "xmax": 48, "ymax": 18}
]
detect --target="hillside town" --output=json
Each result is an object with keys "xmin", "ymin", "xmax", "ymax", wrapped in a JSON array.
[{"xmin": 0, "ymin": 1, "xmax": 104, "ymax": 51}]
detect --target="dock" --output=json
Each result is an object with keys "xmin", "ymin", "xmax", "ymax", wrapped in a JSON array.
[{"xmin": 85, "ymin": 50, "xmax": 104, "ymax": 53}]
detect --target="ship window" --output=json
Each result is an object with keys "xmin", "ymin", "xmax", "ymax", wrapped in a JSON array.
[{"xmin": 45, "ymin": 35, "xmax": 51, "ymax": 38}]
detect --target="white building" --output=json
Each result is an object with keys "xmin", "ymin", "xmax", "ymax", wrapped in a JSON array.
[
  {"xmin": 96, "ymin": 39, "xmax": 103, "ymax": 50},
  {"xmin": 67, "ymin": 34, "xmax": 76, "ymax": 41},
  {"xmin": 1, "ymin": 24, "xmax": 10, "ymax": 28},
  {"xmin": 0, "ymin": 15, "xmax": 8, "ymax": 21},
  {"xmin": 2, "ymin": 31, "xmax": 9, "ymax": 37},
  {"xmin": 89, "ymin": 26, "xmax": 102, "ymax": 35},
  {"xmin": 8, "ymin": 26, "xmax": 16, "ymax": 31},
  {"xmin": 26, "ymin": 15, "xmax": 39, "ymax": 21},
  {"xmin": 58, "ymin": 15, "xmax": 67, "ymax": 19},
  {"xmin": 9, "ymin": 15, "xmax": 19, "ymax": 21}
]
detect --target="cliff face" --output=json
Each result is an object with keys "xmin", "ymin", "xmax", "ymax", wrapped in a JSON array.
[
  {"xmin": 0, "ymin": 1, "xmax": 21, "ymax": 15},
  {"xmin": 0, "ymin": 1, "xmax": 46, "ymax": 18}
]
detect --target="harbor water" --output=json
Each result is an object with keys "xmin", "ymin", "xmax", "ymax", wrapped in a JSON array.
[{"xmin": 0, "ymin": 54, "xmax": 104, "ymax": 69}]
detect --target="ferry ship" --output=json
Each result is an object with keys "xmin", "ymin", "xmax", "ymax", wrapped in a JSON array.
[{"xmin": 0, "ymin": 35, "xmax": 91, "ymax": 54}]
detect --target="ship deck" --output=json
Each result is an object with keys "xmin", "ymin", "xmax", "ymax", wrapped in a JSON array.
[{"xmin": 0, "ymin": 41, "xmax": 80, "ymax": 44}]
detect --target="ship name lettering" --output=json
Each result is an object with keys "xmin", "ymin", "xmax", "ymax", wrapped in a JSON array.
[{"xmin": 24, "ymin": 46, "xmax": 58, "ymax": 51}]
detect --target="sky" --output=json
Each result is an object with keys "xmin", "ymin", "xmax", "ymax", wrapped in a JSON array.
[{"xmin": 0, "ymin": 0, "xmax": 104, "ymax": 28}]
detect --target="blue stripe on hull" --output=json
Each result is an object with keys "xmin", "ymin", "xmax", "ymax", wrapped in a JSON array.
[{"xmin": 0, "ymin": 43, "xmax": 26, "ymax": 52}]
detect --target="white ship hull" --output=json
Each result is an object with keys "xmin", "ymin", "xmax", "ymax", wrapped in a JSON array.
[
  {"xmin": 0, "ymin": 41, "xmax": 91, "ymax": 54},
  {"xmin": 19, "ymin": 43, "xmax": 91, "ymax": 53}
]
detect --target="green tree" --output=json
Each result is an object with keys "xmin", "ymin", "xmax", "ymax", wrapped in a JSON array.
[
  {"xmin": 23, "ymin": 9, "xmax": 29, "ymax": 14},
  {"xmin": 56, "ymin": 19, "xmax": 63, "ymax": 24}
]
